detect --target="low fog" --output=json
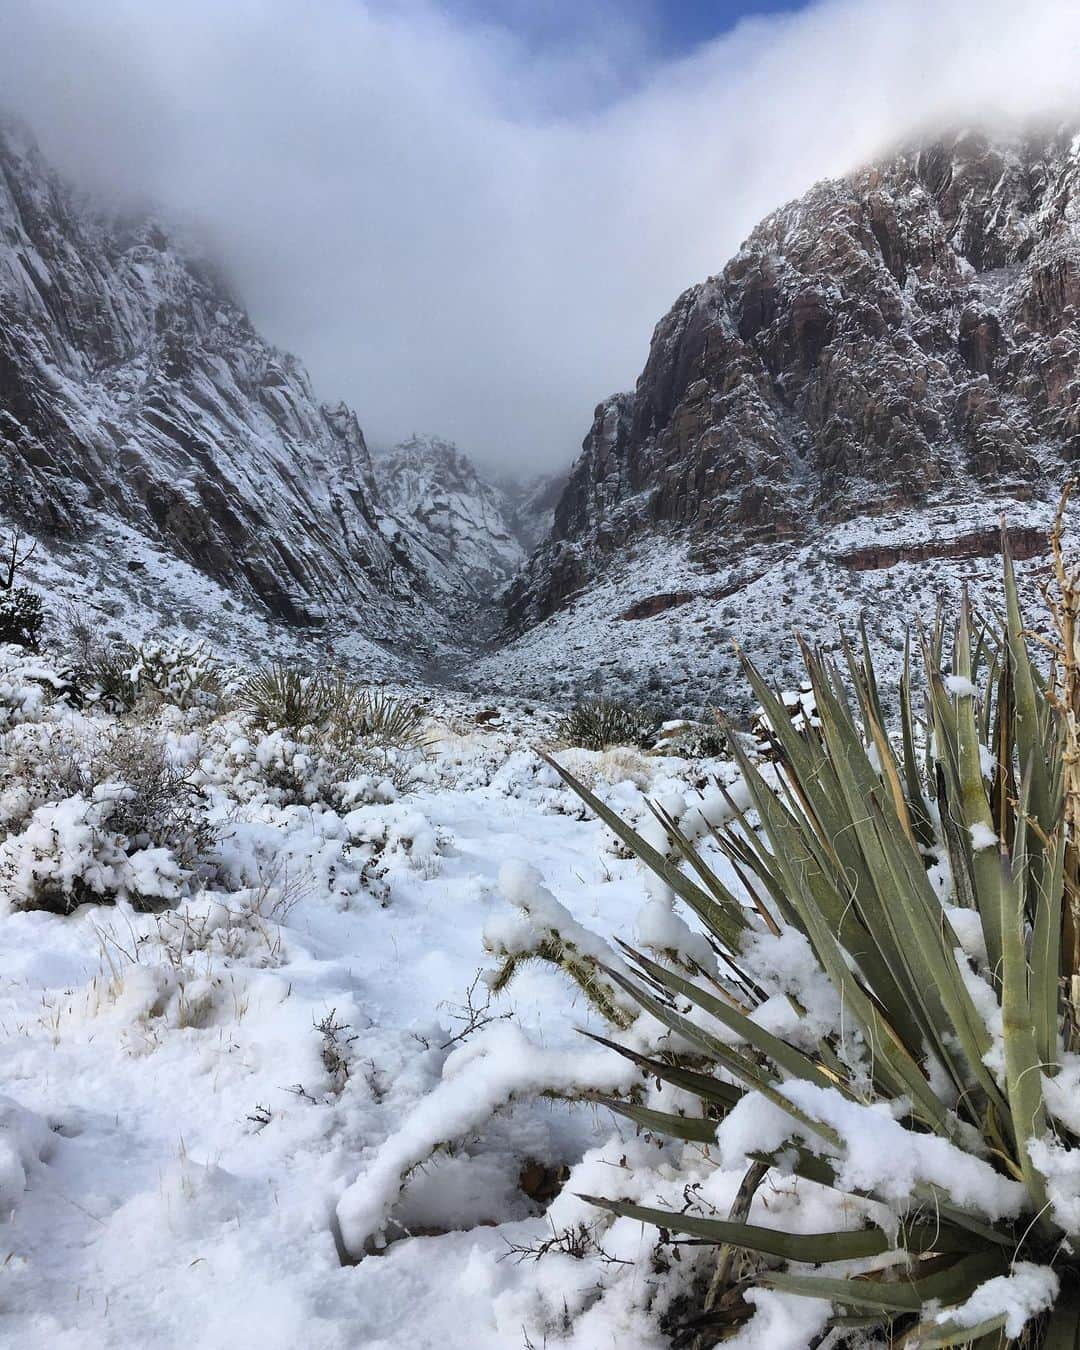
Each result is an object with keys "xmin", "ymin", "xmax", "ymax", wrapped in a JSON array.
[{"xmin": 2, "ymin": 0, "xmax": 1079, "ymax": 475}]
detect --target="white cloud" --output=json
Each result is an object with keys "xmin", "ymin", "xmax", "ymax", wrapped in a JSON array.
[{"xmin": 2, "ymin": 0, "xmax": 1078, "ymax": 474}]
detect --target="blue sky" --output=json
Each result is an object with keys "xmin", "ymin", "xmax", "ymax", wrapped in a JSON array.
[
  {"xmin": 443, "ymin": 1, "xmax": 809, "ymax": 59},
  {"xmin": 649, "ymin": 0, "xmax": 810, "ymax": 51}
]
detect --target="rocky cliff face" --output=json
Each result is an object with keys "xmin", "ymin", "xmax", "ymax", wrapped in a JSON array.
[
  {"xmin": 509, "ymin": 125, "xmax": 1080, "ymax": 625},
  {"xmin": 373, "ymin": 435, "xmax": 525, "ymax": 605},
  {"xmin": 0, "ymin": 121, "xmax": 412, "ymax": 631},
  {"xmin": 504, "ymin": 470, "xmax": 568, "ymax": 556}
]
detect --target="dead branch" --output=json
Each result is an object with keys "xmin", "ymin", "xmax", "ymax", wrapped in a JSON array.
[{"xmin": 1, "ymin": 528, "xmax": 38, "ymax": 591}]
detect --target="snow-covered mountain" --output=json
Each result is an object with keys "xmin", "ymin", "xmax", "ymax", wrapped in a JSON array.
[
  {"xmin": 3, "ymin": 114, "xmax": 1079, "ymax": 707},
  {"xmin": 0, "ymin": 119, "xmax": 438, "ymax": 659},
  {"xmin": 481, "ymin": 125, "xmax": 1080, "ymax": 707},
  {"xmin": 0, "ymin": 120, "xmax": 573, "ymax": 672},
  {"xmin": 510, "ymin": 126, "xmax": 1080, "ymax": 629},
  {"xmin": 503, "ymin": 470, "xmax": 567, "ymax": 556},
  {"xmin": 373, "ymin": 435, "xmax": 526, "ymax": 605}
]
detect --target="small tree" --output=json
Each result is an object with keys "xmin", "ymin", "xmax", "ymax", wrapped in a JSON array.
[{"xmin": 0, "ymin": 529, "xmax": 43, "ymax": 650}]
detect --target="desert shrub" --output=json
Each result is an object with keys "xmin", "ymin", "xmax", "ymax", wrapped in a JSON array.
[
  {"xmin": 0, "ymin": 588, "xmax": 43, "ymax": 650},
  {"xmin": 54, "ymin": 601, "xmax": 100, "ymax": 668},
  {"xmin": 654, "ymin": 713, "xmax": 727, "ymax": 759},
  {"xmin": 238, "ymin": 667, "xmax": 424, "ymax": 742},
  {"xmin": 124, "ymin": 640, "xmax": 222, "ymax": 711},
  {"xmin": 320, "ymin": 683, "xmax": 427, "ymax": 756},
  {"xmin": 0, "ymin": 794, "xmax": 189, "ymax": 915},
  {"xmin": 556, "ymin": 698, "xmax": 656, "ymax": 751},
  {"xmin": 95, "ymin": 729, "xmax": 213, "ymax": 868},
  {"xmin": 533, "ymin": 530, "xmax": 1080, "ymax": 1347},
  {"xmin": 78, "ymin": 642, "xmax": 141, "ymax": 712},
  {"xmin": 0, "ymin": 724, "xmax": 92, "ymax": 832},
  {"xmin": 0, "ymin": 722, "xmax": 211, "ymax": 912},
  {"xmin": 0, "ymin": 655, "xmax": 52, "ymax": 731},
  {"xmin": 347, "ymin": 687, "xmax": 427, "ymax": 748},
  {"xmin": 233, "ymin": 667, "xmax": 428, "ymax": 798},
  {"xmin": 79, "ymin": 638, "xmax": 221, "ymax": 713}
]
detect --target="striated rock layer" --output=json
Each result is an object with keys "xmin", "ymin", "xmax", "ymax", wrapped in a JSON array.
[{"xmin": 510, "ymin": 126, "xmax": 1080, "ymax": 626}]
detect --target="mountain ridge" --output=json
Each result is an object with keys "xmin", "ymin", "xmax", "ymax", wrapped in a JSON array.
[{"xmin": 2, "ymin": 116, "xmax": 1078, "ymax": 707}]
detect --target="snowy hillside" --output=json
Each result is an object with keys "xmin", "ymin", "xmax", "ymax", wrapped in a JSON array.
[
  {"xmin": 0, "ymin": 120, "xmax": 436, "ymax": 653},
  {"xmin": 478, "ymin": 498, "xmax": 1060, "ymax": 715},
  {"xmin": 509, "ymin": 125, "xmax": 1080, "ymax": 657}
]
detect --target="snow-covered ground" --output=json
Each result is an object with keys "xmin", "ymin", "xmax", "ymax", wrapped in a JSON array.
[
  {"xmin": 0, "ymin": 653, "xmax": 761, "ymax": 1349},
  {"xmin": 477, "ymin": 496, "xmax": 1062, "ymax": 714},
  {"xmin": 7, "ymin": 490, "xmax": 1064, "ymax": 720},
  {"xmin": 3, "ymin": 568, "xmax": 1075, "ymax": 1349}
]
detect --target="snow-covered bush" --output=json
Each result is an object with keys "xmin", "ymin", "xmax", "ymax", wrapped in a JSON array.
[
  {"xmin": 0, "ymin": 650, "xmax": 51, "ymax": 730},
  {"xmin": 231, "ymin": 668, "xmax": 428, "ymax": 799},
  {"xmin": 0, "ymin": 791, "xmax": 187, "ymax": 914},
  {"xmin": 190, "ymin": 718, "xmax": 412, "ymax": 812},
  {"xmin": 80, "ymin": 638, "xmax": 222, "ymax": 712},
  {"xmin": 0, "ymin": 718, "xmax": 209, "ymax": 912},
  {"xmin": 92, "ymin": 727, "xmax": 213, "ymax": 867},
  {"xmin": 78, "ymin": 641, "xmax": 142, "ymax": 711},
  {"xmin": 123, "ymin": 639, "xmax": 223, "ymax": 711},
  {"xmin": 653, "ymin": 713, "xmax": 728, "ymax": 759},
  {"xmin": 556, "ymin": 698, "xmax": 657, "ymax": 751}
]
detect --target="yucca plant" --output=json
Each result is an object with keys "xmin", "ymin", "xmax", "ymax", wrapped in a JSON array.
[
  {"xmin": 542, "ymin": 523, "xmax": 1080, "ymax": 1347},
  {"xmin": 237, "ymin": 667, "xmax": 426, "ymax": 747},
  {"xmin": 349, "ymin": 687, "xmax": 428, "ymax": 749},
  {"xmin": 236, "ymin": 663, "xmax": 334, "ymax": 731},
  {"xmin": 557, "ymin": 697, "xmax": 657, "ymax": 750}
]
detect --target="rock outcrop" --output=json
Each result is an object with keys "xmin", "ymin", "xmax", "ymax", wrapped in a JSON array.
[{"xmin": 373, "ymin": 435, "xmax": 525, "ymax": 606}]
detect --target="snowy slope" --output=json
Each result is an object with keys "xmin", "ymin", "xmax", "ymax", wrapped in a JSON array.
[{"xmin": 478, "ymin": 496, "xmax": 1061, "ymax": 716}]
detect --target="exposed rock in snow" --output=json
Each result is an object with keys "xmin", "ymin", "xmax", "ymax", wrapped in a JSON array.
[{"xmin": 503, "ymin": 470, "xmax": 567, "ymax": 555}]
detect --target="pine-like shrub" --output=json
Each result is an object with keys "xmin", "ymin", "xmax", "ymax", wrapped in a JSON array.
[
  {"xmin": 541, "ymin": 529, "xmax": 1080, "ymax": 1347},
  {"xmin": 556, "ymin": 698, "xmax": 656, "ymax": 750},
  {"xmin": 0, "ymin": 587, "xmax": 43, "ymax": 650}
]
